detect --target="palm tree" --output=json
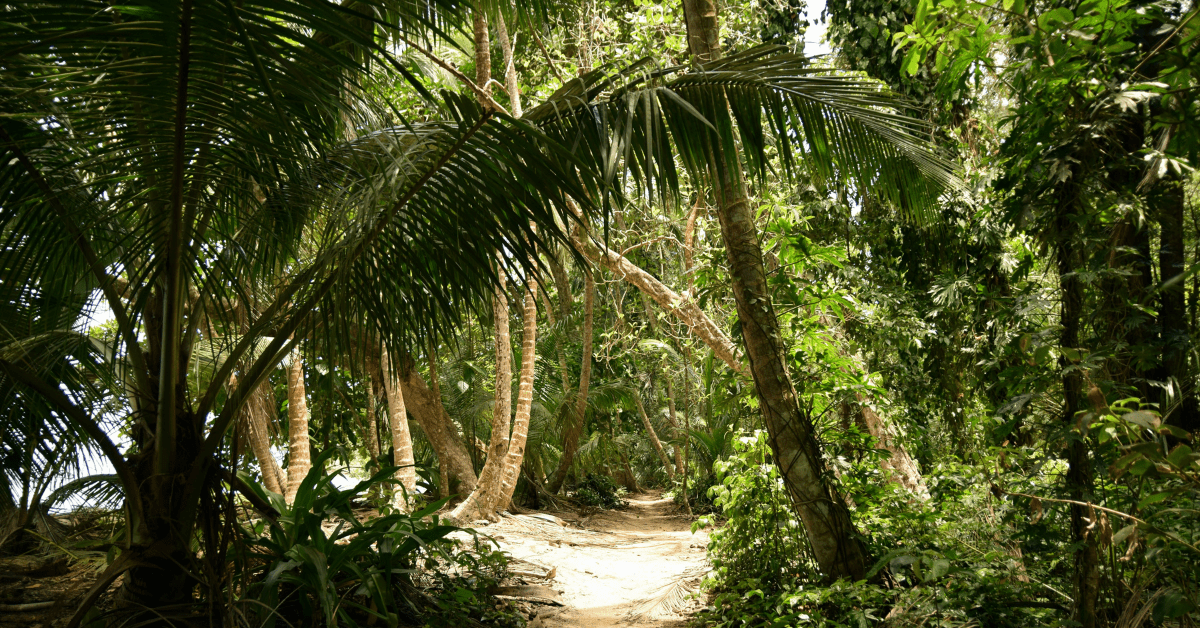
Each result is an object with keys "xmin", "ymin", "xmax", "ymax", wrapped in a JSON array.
[
  {"xmin": 0, "ymin": 0, "xmax": 599, "ymax": 618},
  {"xmin": 1, "ymin": 0, "xmax": 958, "ymax": 614}
]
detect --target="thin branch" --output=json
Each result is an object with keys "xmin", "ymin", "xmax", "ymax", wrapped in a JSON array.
[
  {"xmin": 395, "ymin": 33, "xmax": 510, "ymax": 115},
  {"xmin": 1003, "ymin": 490, "xmax": 1200, "ymax": 556},
  {"xmin": 1130, "ymin": 8, "xmax": 1199, "ymax": 79},
  {"xmin": 524, "ymin": 12, "xmax": 564, "ymax": 83}
]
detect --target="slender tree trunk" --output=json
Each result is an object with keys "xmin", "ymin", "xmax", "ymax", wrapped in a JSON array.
[
  {"xmin": 365, "ymin": 373, "xmax": 381, "ymax": 463},
  {"xmin": 499, "ymin": 275, "xmax": 538, "ymax": 507},
  {"xmin": 1055, "ymin": 180, "xmax": 1100, "ymax": 628},
  {"xmin": 449, "ymin": 275, "xmax": 513, "ymax": 522},
  {"xmin": 494, "ymin": 12, "xmax": 522, "ymax": 117},
  {"xmin": 381, "ymin": 346, "xmax": 417, "ymax": 509},
  {"xmin": 663, "ymin": 376, "xmax": 686, "ymax": 475},
  {"xmin": 473, "ymin": 11, "xmax": 491, "ymax": 100},
  {"xmin": 284, "ymin": 351, "xmax": 312, "ymax": 505},
  {"xmin": 634, "ymin": 391, "xmax": 675, "ymax": 479},
  {"xmin": 684, "ymin": 193, "xmax": 704, "ymax": 301},
  {"xmin": 681, "ymin": 0, "xmax": 869, "ymax": 580},
  {"xmin": 236, "ymin": 375, "xmax": 284, "ymax": 495},
  {"xmin": 397, "ymin": 355, "xmax": 478, "ymax": 497},
  {"xmin": 547, "ymin": 268, "xmax": 594, "ymax": 493}
]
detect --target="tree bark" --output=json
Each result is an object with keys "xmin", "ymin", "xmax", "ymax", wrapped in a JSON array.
[
  {"xmin": 449, "ymin": 277, "xmax": 513, "ymax": 522},
  {"xmin": 856, "ymin": 398, "xmax": 928, "ymax": 499},
  {"xmin": 572, "ymin": 233, "xmax": 750, "ymax": 379},
  {"xmin": 547, "ymin": 268, "xmax": 594, "ymax": 494},
  {"xmin": 380, "ymin": 346, "xmax": 417, "ymax": 509},
  {"xmin": 681, "ymin": 0, "xmax": 870, "ymax": 581},
  {"xmin": 236, "ymin": 375, "xmax": 285, "ymax": 495},
  {"xmin": 365, "ymin": 372, "xmax": 381, "ymax": 463},
  {"xmin": 1055, "ymin": 178, "xmax": 1100, "ymax": 628},
  {"xmin": 499, "ymin": 277, "xmax": 538, "ymax": 507},
  {"xmin": 494, "ymin": 12, "xmax": 522, "ymax": 117},
  {"xmin": 663, "ymin": 376, "xmax": 686, "ymax": 475},
  {"xmin": 284, "ymin": 352, "xmax": 312, "ymax": 505},
  {"xmin": 397, "ymin": 355, "xmax": 478, "ymax": 497},
  {"xmin": 634, "ymin": 391, "xmax": 675, "ymax": 478},
  {"xmin": 473, "ymin": 12, "xmax": 491, "ymax": 100}
]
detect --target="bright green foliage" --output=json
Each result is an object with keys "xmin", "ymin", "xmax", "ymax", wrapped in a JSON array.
[
  {"xmin": 236, "ymin": 451, "xmax": 519, "ymax": 627},
  {"xmin": 693, "ymin": 431, "xmax": 818, "ymax": 626}
]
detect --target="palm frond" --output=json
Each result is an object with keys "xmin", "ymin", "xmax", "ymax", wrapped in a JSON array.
[{"xmin": 525, "ymin": 45, "xmax": 961, "ymax": 224}]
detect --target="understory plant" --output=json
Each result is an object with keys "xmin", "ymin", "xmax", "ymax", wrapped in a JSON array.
[
  {"xmin": 234, "ymin": 452, "xmax": 523, "ymax": 628},
  {"xmin": 574, "ymin": 473, "xmax": 629, "ymax": 510}
]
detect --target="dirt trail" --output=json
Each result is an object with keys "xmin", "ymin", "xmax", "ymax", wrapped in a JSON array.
[{"xmin": 484, "ymin": 491, "xmax": 709, "ymax": 627}]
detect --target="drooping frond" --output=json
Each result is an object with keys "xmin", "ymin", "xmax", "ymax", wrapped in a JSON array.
[{"xmin": 525, "ymin": 45, "xmax": 961, "ymax": 224}]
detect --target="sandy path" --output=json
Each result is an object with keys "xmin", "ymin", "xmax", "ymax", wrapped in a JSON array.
[{"xmin": 483, "ymin": 492, "xmax": 708, "ymax": 627}]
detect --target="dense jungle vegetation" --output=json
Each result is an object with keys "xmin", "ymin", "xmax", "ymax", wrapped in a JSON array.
[{"xmin": 2, "ymin": 0, "xmax": 1199, "ymax": 626}]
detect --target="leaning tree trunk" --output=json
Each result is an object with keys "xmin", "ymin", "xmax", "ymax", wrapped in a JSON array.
[
  {"xmin": 499, "ymin": 275, "xmax": 538, "ymax": 508},
  {"xmin": 856, "ymin": 398, "xmax": 928, "ymax": 499},
  {"xmin": 450, "ymin": 275, "xmax": 514, "ymax": 522},
  {"xmin": 236, "ymin": 375, "xmax": 285, "ymax": 495},
  {"xmin": 572, "ymin": 233, "xmax": 750, "ymax": 379},
  {"xmin": 397, "ymin": 356, "xmax": 478, "ymax": 496},
  {"xmin": 634, "ymin": 390, "xmax": 675, "ymax": 479},
  {"xmin": 381, "ymin": 346, "xmax": 417, "ymax": 509},
  {"xmin": 284, "ymin": 351, "xmax": 312, "ymax": 505},
  {"xmin": 681, "ymin": 0, "xmax": 869, "ymax": 581},
  {"xmin": 546, "ymin": 267, "xmax": 594, "ymax": 494}
]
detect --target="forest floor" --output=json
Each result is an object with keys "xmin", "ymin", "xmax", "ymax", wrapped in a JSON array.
[
  {"xmin": 0, "ymin": 491, "xmax": 710, "ymax": 628},
  {"xmin": 483, "ymin": 490, "xmax": 710, "ymax": 628}
]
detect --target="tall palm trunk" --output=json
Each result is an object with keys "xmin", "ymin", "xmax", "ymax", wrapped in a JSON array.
[
  {"xmin": 237, "ymin": 375, "xmax": 285, "ymax": 495},
  {"xmin": 634, "ymin": 391, "xmax": 674, "ymax": 479},
  {"xmin": 547, "ymin": 267, "xmax": 593, "ymax": 494},
  {"xmin": 449, "ymin": 275, "xmax": 513, "ymax": 521},
  {"xmin": 681, "ymin": 0, "xmax": 869, "ymax": 581},
  {"xmin": 499, "ymin": 276, "xmax": 538, "ymax": 507},
  {"xmin": 381, "ymin": 346, "xmax": 416, "ymax": 509},
  {"xmin": 284, "ymin": 351, "xmax": 312, "ymax": 505}
]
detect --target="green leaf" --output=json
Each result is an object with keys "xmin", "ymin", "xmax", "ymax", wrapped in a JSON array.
[
  {"xmin": 1038, "ymin": 8, "xmax": 1075, "ymax": 31},
  {"xmin": 1138, "ymin": 491, "xmax": 1173, "ymax": 509}
]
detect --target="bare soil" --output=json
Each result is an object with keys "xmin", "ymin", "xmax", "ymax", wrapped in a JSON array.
[{"xmin": 484, "ymin": 491, "xmax": 709, "ymax": 628}]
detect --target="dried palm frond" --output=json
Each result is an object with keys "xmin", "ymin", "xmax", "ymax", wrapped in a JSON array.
[{"xmin": 624, "ymin": 565, "xmax": 706, "ymax": 622}]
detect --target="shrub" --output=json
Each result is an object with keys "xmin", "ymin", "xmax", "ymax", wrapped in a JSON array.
[
  {"xmin": 574, "ymin": 473, "xmax": 628, "ymax": 509},
  {"xmin": 234, "ymin": 452, "xmax": 524, "ymax": 627}
]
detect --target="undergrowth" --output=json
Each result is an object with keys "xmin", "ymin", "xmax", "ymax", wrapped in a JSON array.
[
  {"xmin": 691, "ymin": 415, "xmax": 1200, "ymax": 627},
  {"xmin": 574, "ymin": 473, "xmax": 629, "ymax": 510}
]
